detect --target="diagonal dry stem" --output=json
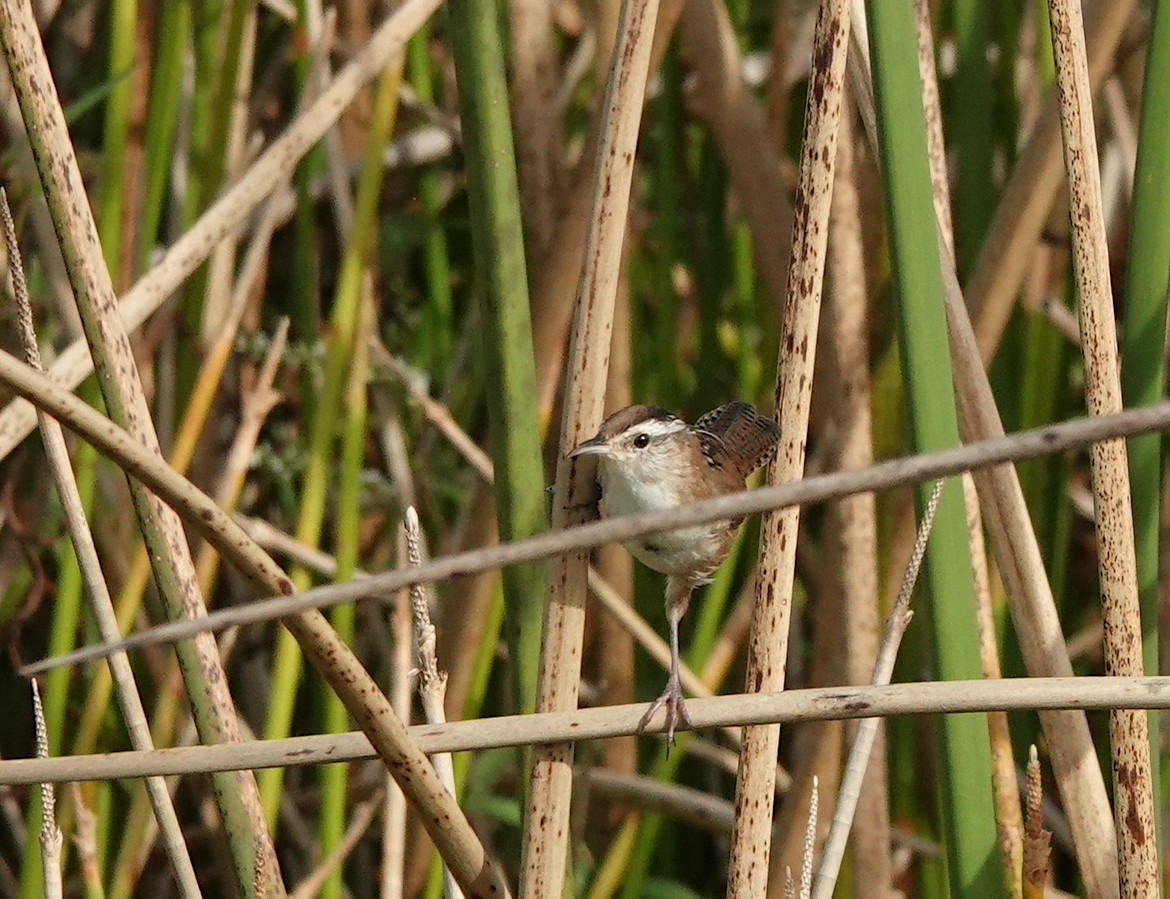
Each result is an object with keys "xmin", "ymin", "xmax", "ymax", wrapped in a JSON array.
[
  {"xmin": 0, "ymin": 0, "xmax": 283, "ymax": 889},
  {"xmin": 845, "ymin": 6, "xmax": 1121, "ymax": 888}
]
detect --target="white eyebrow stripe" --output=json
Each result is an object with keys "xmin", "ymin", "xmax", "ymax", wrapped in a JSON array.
[{"xmin": 634, "ymin": 417, "xmax": 687, "ymax": 439}]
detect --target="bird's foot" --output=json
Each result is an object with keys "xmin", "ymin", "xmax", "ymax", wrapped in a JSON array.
[{"xmin": 637, "ymin": 674, "xmax": 692, "ymax": 749}]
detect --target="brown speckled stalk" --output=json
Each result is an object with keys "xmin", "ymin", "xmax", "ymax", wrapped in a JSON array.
[
  {"xmin": 1047, "ymin": 0, "xmax": 1157, "ymax": 893},
  {"xmin": 726, "ymin": 0, "xmax": 851, "ymax": 892},
  {"xmin": 519, "ymin": 0, "xmax": 661, "ymax": 890}
]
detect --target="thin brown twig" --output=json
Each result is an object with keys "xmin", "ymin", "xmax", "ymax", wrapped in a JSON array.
[{"xmin": 291, "ymin": 791, "xmax": 386, "ymax": 899}]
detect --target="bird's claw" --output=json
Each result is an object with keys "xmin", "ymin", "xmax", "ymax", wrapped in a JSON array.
[{"xmin": 638, "ymin": 676, "xmax": 692, "ymax": 749}]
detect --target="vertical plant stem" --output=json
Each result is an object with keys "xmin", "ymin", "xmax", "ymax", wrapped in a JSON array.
[
  {"xmin": 447, "ymin": 0, "xmax": 548, "ymax": 720},
  {"xmin": 0, "ymin": 2, "xmax": 285, "ymax": 893},
  {"xmin": 825, "ymin": 112, "xmax": 889, "ymax": 898},
  {"xmin": 406, "ymin": 25, "xmax": 455, "ymax": 378},
  {"xmin": 138, "ymin": 0, "xmax": 189, "ymax": 267},
  {"xmin": 506, "ymin": 0, "xmax": 561, "ymax": 261},
  {"xmin": 1048, "ymin": 0, "xmax": 1159, "ymax": 891},
  {"xmin": 519, "ymin": 0, "xmax": 661, "ymax": 889},
  {"xmin": 1122, "ymin": 0, "xmax": 1170, "ymax": 848},
  {"xmin": 97, "ymin": 0, "xmax": 138, "ymax": 285},
  {"xmin": 726, "ymin": 0, "xmax": 850, "ymax": 892},
  {"xmin": 966, "ymin": 0, "xmax": 1138, "ymax": 361},
  {"xmin": 318, "ymin": 285, "xmax": 374, "ymax": 899},
  {"xmin": 950, "ymin": 0, "xmax": 995, "ymax": 274},
  {"xmin": 864, "ymin": 0, "xmax": 1000, "ymax": 892}
]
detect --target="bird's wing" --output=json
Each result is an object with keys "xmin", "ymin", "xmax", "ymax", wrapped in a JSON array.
[{"xmin": 694, "ymin": 402, "xmax": 781, "ymax": 480}]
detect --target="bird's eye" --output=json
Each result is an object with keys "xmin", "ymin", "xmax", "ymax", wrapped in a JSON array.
[{"xmin": 633, "ymin": 433, "xmax": 651, "ymax": 449}]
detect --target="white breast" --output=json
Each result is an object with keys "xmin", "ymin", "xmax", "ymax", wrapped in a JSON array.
[{"xmin": 597, "ymin": 458, "xmax": 726, "ymax": 577}]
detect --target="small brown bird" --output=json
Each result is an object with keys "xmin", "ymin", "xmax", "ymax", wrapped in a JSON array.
[{"xmin": 570, "ymin": 402, "xmax": 781, "ymax": 744}]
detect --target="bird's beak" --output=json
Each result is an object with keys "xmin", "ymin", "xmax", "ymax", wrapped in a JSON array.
[{"xmin": 568, "ymin": 436, "xmax": 610, "ymax": 459}]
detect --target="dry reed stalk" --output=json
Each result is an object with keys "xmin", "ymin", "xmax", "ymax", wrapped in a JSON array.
[
  {"xmin": 520, "ymin": 0, "xmax": 662, "ymax": 887},
  {"xmin": 598, "ymin": 266, "xmax": 637, "ymax": 780},
  {"xmin": 2, "ymin": 194, "xmax": 201, "ymax": 896},
  {"xmin": 913, "ymin": 0, "xmax": 950, "ymax": 239},
  {"xmin": 823, "ymin": 114, "xmax": 890, "ymax": 897},
  {"xmin": 1023, "ymin": 746, "xmax": 1053, "ymax": 899},
  {"xmin": 965, "ymin": 473, "xmax": 1024, "ymax": 896},
  {"xmin": 0, "ymin": 0, "xmax": 444, "ymax": 464},
  {"xmin": 678, "ymin": 0, "xmax": 794, "ymax": 313},
  {"xmin": 0, "ymin": 1, "xmax": 284, "ymax": 889},
  {"xmin": 403, "ymin": 507, "xmax": 463, "ymax": 899},
  {"xmin": 380, "ymin": 531, "xmax": 412, "ymax": 899},
  {"xmin": 30, "ymin": 681, "xmax": 62, "ymax": 899},
  {"xmin": 844, "ymin": 7, "xmax": 1122, "ymax": 889},
  {"xmin": 967, "ymin": 0, "xmax": 1138, "ymax": 361},
  {"xmin": 506, "ymin": 0, "xmax": 561, "ymax": 261},
  {"xmin": 1048, "ymin": 0, "xmax": 1157, "ymax": 892},
  {"xmin": 8, "ymin": 675, "xmax": 1170, "ymax": 787},
  {"xmin": 726, "ymin": 0, "xmax": 851, "ymax": 890}
]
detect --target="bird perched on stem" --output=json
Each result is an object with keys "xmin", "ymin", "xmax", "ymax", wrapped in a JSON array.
[{"xmin": 570, "ymin": 402, "xmax": 781, "ymax": 745}]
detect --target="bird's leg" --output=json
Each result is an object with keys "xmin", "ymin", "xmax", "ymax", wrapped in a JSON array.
[{"xmin": 639, "ymin": 579, "xmax": 694, "ymax": 747}]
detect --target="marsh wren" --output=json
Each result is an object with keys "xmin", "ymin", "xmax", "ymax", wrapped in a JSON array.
[{"xmin": 570, "ymin": 402, "xmax": 781, "ymax": 744}]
